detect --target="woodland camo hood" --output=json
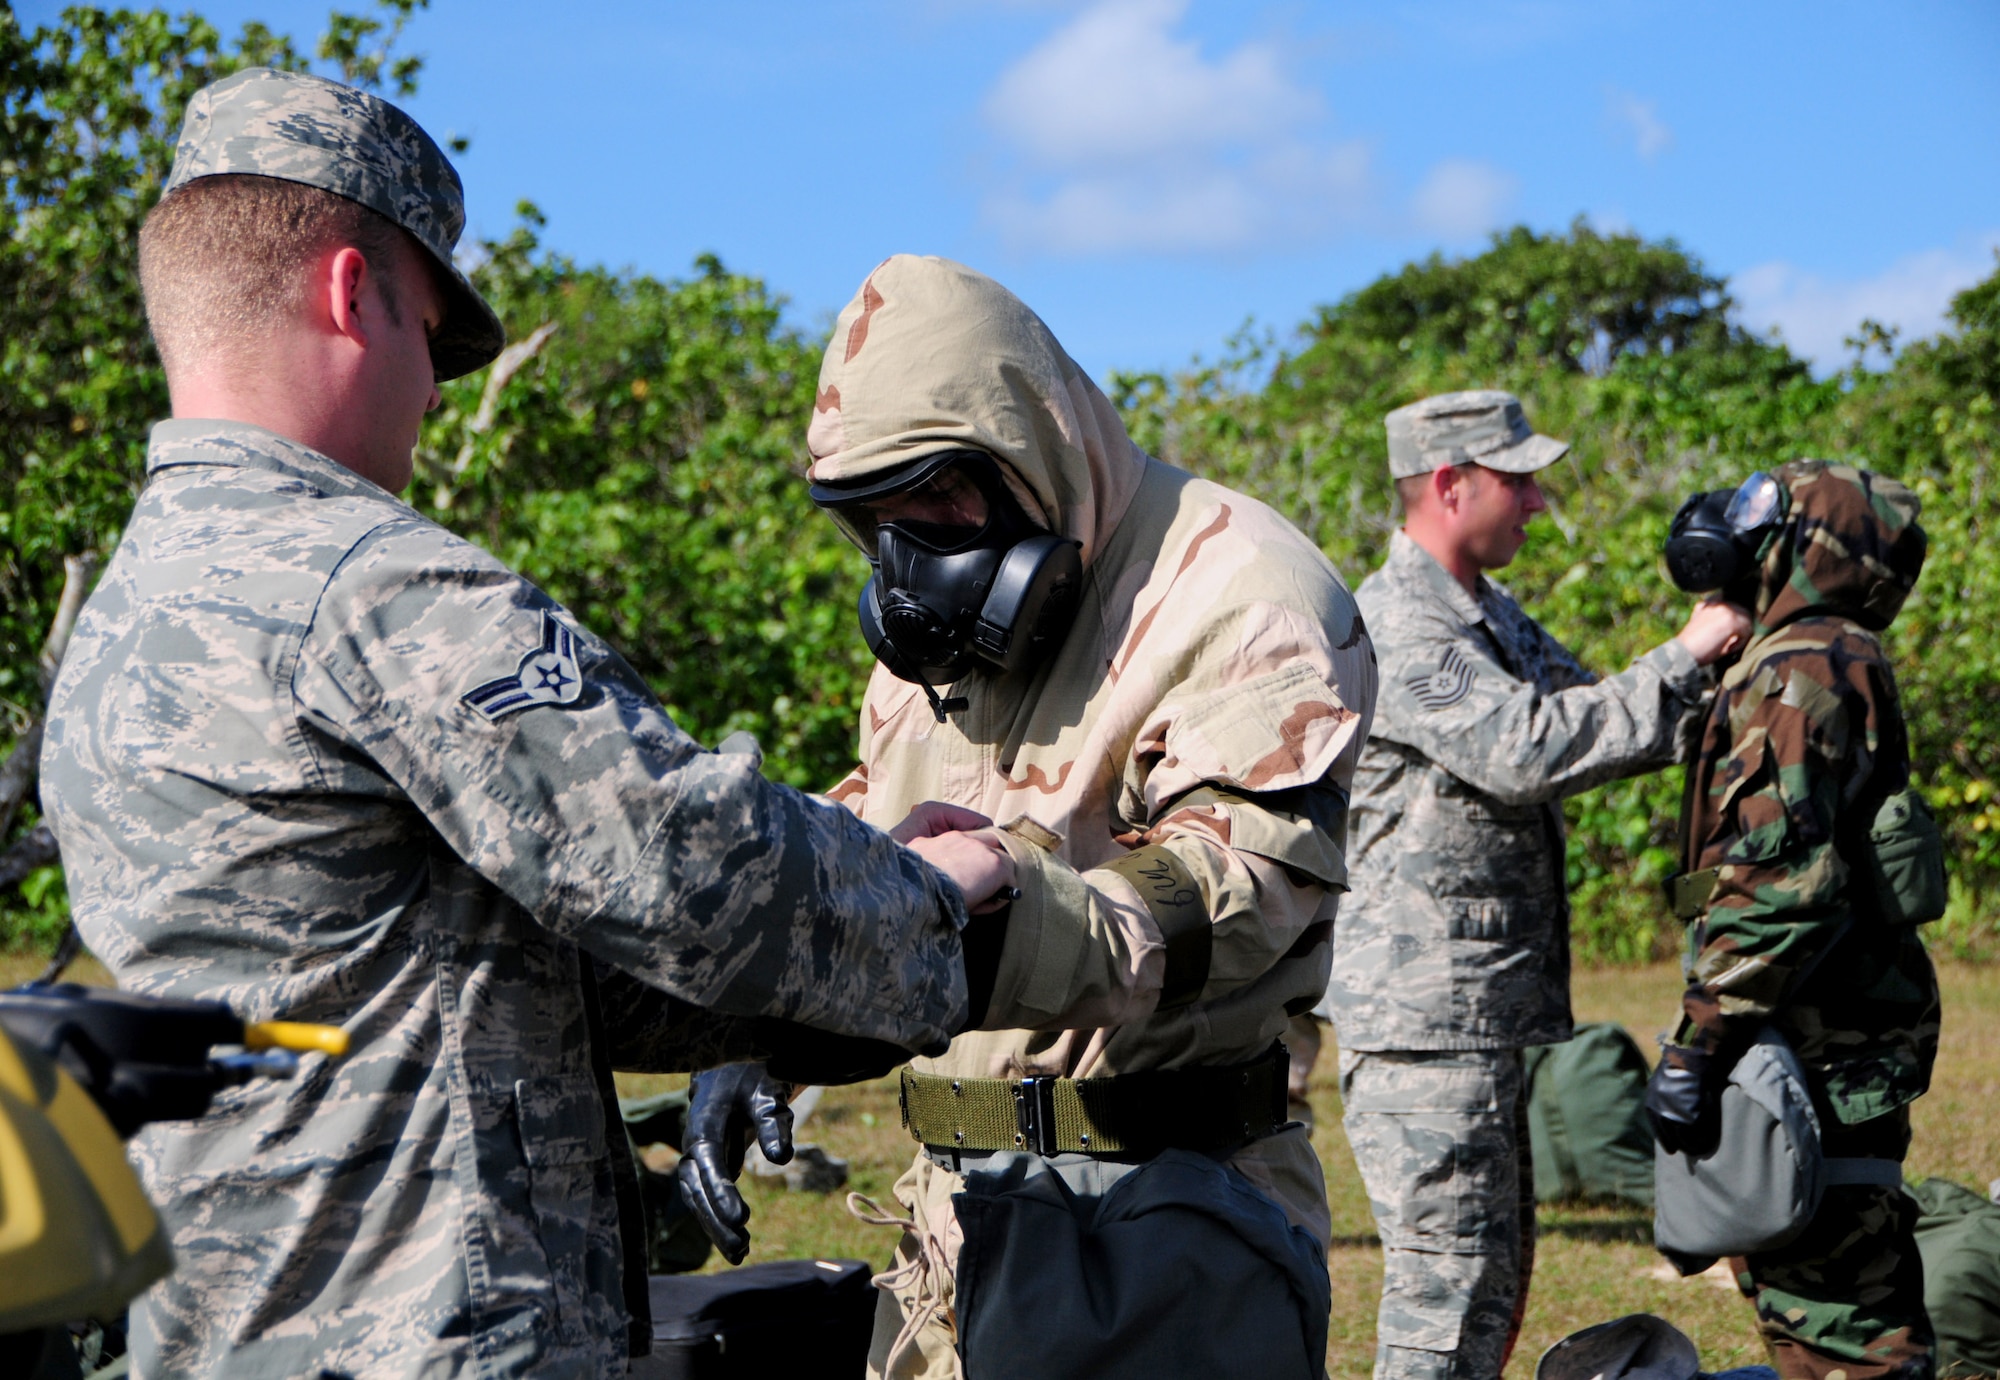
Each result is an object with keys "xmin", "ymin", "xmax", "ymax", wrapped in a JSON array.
[
  {"xmin": 806, "ymin": 255, "xmax": 1146, "ymax": 569},
  {"xmin": 1750, "ymin": 460, "xmax": 1926, "ymax": 636}
]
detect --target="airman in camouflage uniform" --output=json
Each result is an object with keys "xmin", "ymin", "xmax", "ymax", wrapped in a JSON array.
[
  {"xmin": 806, "ymin": 255, "xmax": 1378, "ymax": 1380},
  {"xmin": 1652, "ymin": 461, "xmax": 1937, "ymax": 1380},
  {"xmin": 1323, "ymin": 392, "xmax": 1745, "ymax": 1380},
  {"xmin": 38, "ymin": 69, "xmax": 999, "ymax": 1379}
]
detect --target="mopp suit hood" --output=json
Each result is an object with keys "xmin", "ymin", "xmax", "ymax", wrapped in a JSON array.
[
  {"xmin": 1749, "ymin": 460, "xmax": 1926, "ymax": 637},
  {"xmin": 808, "ymin": 254, "xmax": 1144, "ymax": 570}
]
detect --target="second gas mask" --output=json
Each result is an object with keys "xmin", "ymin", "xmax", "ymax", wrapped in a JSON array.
[
  {"xmin": 1664, "ymin": 470, "xmax": 1789, "ymax": 606},
  {"xmin": 810, "ymin": 450, "xmax": 1083, "ymax": 720}
]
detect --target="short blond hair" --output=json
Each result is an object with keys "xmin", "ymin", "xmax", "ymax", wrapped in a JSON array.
[{"xmin": 138, "ymin": 173, "xmax": 408, "ymax": 377}]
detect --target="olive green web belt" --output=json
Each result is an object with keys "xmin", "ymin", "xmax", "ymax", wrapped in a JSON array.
[{"xmin": 898, "ymin": 1045, "xmax": 1288, "ymax": 1158}]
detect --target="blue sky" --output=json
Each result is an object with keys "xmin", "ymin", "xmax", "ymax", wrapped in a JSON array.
[{"xmin": 25, "ymin": 0, "xmax": 2000, "ymax": 378}]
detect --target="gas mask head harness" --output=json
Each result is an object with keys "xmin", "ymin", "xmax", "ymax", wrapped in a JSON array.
[
  {"xmin": 1664, "ymin": 470, "xmax": 1790, "ymax": 605},
  {"xmin": 809, "ymin": 449, "xmax": 1083, "ymax": 721}
]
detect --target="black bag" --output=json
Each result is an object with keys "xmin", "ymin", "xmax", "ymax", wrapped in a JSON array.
[
  {"xmin": 633, "ymin": 1260, "xmax": 878, "ymax": 1379},
  {"xmin": 952, "ymin": 1148, "xmax": 1331, "ymax": 1379}
]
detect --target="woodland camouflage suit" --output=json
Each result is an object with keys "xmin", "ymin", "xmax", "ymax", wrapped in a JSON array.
[
  {"xmin": 1668, "ymin": 460, "xmax": 1938, "ymax": 1380},
  {"xmin": 810, "ymin": 255, "xmax": 1378, "ymax": 1380}
]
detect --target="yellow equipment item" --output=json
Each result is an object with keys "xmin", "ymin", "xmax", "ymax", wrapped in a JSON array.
[
  {"xmin": 0, "ymin": 1026, "xmax": 172, "ymax": 1333},
  {"xmin": 244, "ymin": 1020, "xmax": 351, "ymax": 1057}
]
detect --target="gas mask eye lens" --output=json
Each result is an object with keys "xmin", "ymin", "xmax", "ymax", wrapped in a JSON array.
[
  {"xmin": 812, "ymin": 454, "xmax": 994, "ymax": 558},
  {"xmin": 1724, "ymin": 471, "xmax": 1783, "ymax": 533}
]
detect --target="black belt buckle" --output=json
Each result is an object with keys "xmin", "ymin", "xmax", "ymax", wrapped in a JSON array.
[{"xmin": 1012, "ymin": 1076, "xmax": 1060, "ymax": 1155}]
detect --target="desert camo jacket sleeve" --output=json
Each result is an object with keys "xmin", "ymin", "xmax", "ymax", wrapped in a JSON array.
[
  {"xmin": 1324, "ymin": 529, "xmax": 1709, "ymax": 1052},
  {"xmin": 37, "ymin": 420, "xmax": 970, "ymax": 1380}
]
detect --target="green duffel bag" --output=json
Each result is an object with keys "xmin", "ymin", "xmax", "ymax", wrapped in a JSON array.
[
  {"xmin": 1908, "ymin": 1176, "xmax": 2000, "ymax": 1379},
  {"xmin": 1525, "ymin": 1022, "xmax": 1655, "ymax": 1209}
]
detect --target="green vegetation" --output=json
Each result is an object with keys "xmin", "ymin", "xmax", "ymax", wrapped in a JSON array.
[
  {"xmin": 1117, "ymin": 223, "xmax": 2000, "ymax": 961},
  {"xmin": 5, "ymin": 6, "xmax": 1998, "ymax": 963}
]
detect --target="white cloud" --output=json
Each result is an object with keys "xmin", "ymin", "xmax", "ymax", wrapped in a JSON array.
[
  {"xmin": 1411, "ymin": 160, "xmax": 1517, "ymax": 241},
  {"xmin": 980, "ymin": 0, "xmax": 1376, "ymax": 254},
  {"xmin": 984, "ymin": 0, "xmax": 1317, "ymax": 166},
  {"xmin": 1733, "ymin": 236, "xmax": 2000, "ymax": 371},
  {"xmin": 1604, "ymin": 87, "xmax": 1672, "ymax": 162}
]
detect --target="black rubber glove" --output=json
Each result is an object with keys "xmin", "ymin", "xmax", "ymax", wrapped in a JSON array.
[
  {"xmin": 676, "ymin": 1063, "xmax": 793, "ymax": 1265},
  {"xmin": 1645, "ymin": 1043, "xmax": 1722, "ymax": 1156}
]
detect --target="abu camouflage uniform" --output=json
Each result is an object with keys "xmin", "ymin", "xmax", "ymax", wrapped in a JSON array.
[
  {"xmin": 42, "ymin": 421, "xmax": 971, "ymax": 1380},
  {"xmin": 38, "ymin": 71, "xmax": 971, "ymax": 1380},
  {"xmin": 810, "ymin": 256, "xmax": 1377, "ymax": 1380},
  {"xmin": 1326, "ymin": 393, "xmax": 1710, "ymax": 1380},
  {"xmin": 1668, "ymin": 461, "xmax": 1937, "ymax": 1380}
]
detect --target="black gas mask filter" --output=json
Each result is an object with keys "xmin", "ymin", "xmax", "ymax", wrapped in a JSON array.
[
  {"xmin": 810, "ymin": 450, "xmax": 1083, "ymax": 721},
  {"xmin": 1664, "ymin": 470, "xmax": 1789, "ymax": 606}
]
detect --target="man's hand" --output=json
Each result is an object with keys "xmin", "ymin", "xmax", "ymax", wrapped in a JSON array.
[
  {"xmin": 1675, "ymin": 599, "xmax": 1753, "ymax": 667},
  {"xmin": 891, "ymin": 800, "xmax": 993, "ymax": 843},
  {"xmin": 676, "ymin": 1063, "xmax": 794, "ymax": 1266},
  {"xmin": 907, "ymin": 826, "xmax": 1016, "ymax": 913}
]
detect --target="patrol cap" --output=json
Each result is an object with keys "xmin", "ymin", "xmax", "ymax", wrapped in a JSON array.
[
  {"xmin": 1385, "ymin": 390, "xmax": 1569, "ymax": 479},
  {"xmin": 162, "ymin": 67, "xmax": 505, "ymax": 380}
]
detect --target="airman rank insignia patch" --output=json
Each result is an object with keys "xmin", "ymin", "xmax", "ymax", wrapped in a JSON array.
[
  {"xmin": 463, "ymin": 611, "xmax": 585, "ymax": 720},
  {"xmin": 1408, "ymin": 645, "xmax": 1475, "ymax": 711}
]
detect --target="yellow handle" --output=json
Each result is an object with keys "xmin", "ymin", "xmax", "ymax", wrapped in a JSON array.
[{"xmin": 242, "ymin": 1022, "xmax": 350, "ymax": 1058}]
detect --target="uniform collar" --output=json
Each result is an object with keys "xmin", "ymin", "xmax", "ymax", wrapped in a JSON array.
[
  {"xmin": 146, "ymin": 418, "xmax": 411, "ymax": 508},
  {"xmin": 1386, "ymin": 528, "xmax": 1488, "ymax": 627}
]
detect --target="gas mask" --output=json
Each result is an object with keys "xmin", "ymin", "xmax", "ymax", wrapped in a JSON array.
[
  {"xmin": 810, "ymin": 450, "xmax": 1083, "ymax": 721},
  {"xmin": 1664, "ymin": 470, "xmax": 1789, "ymax": 606}
]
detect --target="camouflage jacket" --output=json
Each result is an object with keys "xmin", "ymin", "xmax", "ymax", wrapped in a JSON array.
[
  {"xmin": 39, "ymin": 420, "xmax": 970, "ymax": 1379},
  {"xmin": 1675, "ymin": 461, "xmax": 1937, "ymax": 1126},
  {"xmin": 1326, "ymin": 530, "xmax": 1707, "ymax": 1050}
]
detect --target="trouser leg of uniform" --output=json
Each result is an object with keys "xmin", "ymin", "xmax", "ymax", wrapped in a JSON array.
[
  {"xmin": 1733, "ymin": 1105, "xmax": 1934, "ymax": 1380},
  {"xmin": 1500, "ymin": 1073, "xmax": 1536, "ymax": 1372},
  {"xmin": 1341, "ymin": 1048, "xmax": 1525, "ymax": 1380}
]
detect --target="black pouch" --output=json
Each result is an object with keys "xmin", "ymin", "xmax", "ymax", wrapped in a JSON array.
[
  {"xmin": 635, "ymin": 1259, "xmax": 876, "ymax": 1379},
  {"xmin": 952, "ymin": 1148, "xmax": 1330, "ymax": 1379}
]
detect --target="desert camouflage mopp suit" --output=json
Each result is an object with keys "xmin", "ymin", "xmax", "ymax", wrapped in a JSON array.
[
  {"xmin": 1670, "ymin": 461, "xmax": 1938, "ymax": 1380},
  {"xmin": 810, "ymin": 254, "xmax": 1378, "ymax": 1379},
  {"xmin": 1326, "ymin": 392, "xmax": 1711, "ymax": 1380}
]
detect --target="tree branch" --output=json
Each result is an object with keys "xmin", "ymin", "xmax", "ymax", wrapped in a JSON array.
[
  {"xmin": 1, "ymin": 553, "xmax": 98, "ymax": 844},
  {"xmin": 453, "ymin": 320, "xmax": 561, "ymax": 477},
  {"xmin": 39, "ymin": 553, "xmax": 98, "ymax": 694}
]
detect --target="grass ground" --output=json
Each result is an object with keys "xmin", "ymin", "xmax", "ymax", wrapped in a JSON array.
[{"xmin": 15, "ymin": 953, "xmax": 1991, "ymax": 1376}]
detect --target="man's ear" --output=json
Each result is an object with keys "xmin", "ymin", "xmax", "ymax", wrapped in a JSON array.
[
  {"xmin": 322, "ymin": 246, "xmax": 372, "ymax": 346},
  {"xmin": 1431, "ymin": 462, "xmax": 1461, "ymax": 514}
]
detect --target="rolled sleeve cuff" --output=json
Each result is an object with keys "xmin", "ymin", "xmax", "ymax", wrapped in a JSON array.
[{"xmin": 1644, "ymin": 636, "xmax": 1705, "ymax": 701}]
